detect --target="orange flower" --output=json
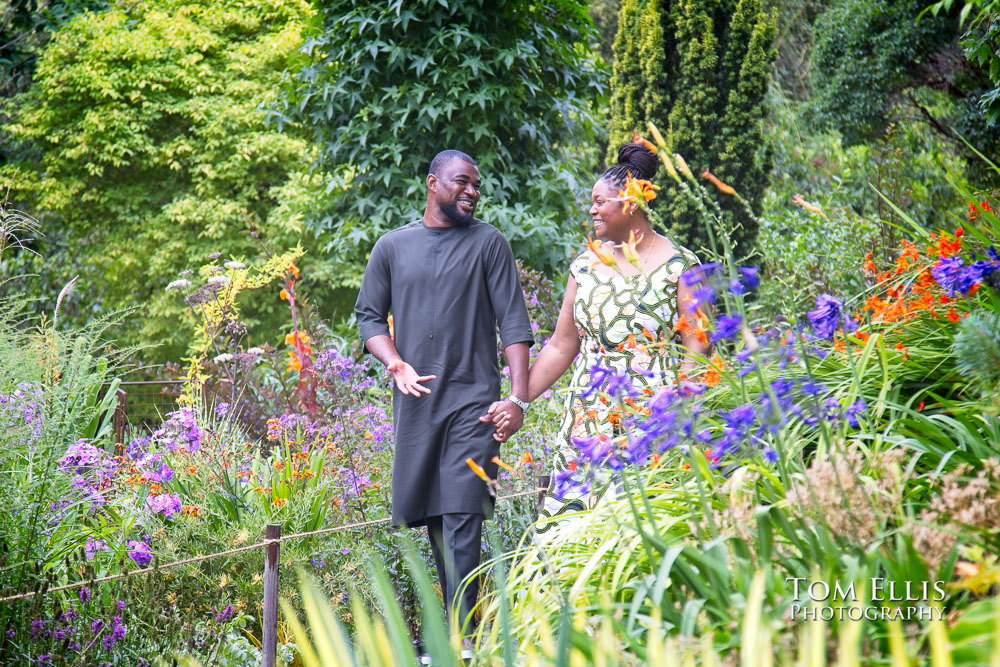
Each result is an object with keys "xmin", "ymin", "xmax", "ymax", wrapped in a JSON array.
[
  {"xmin": 181, "ymin": 505, "xmax": 202, "ymax": 519},
  {"xmin": 631, "ymin": 133, "xmax": 659, "ymax": 154},
  {"xmin": 946, "ymin": 310, "xmax": 960, "ymax": 323},
  {"xmin": 701, "ymin": 169, "xmax": 735, "ymax": 195},
  {"xmin": 674, "ymin": 312, "xmax": 693, "ymax": 335},
  {"xmin": 586, "ymin": 234, "xmax": 617, "ymax": 268},
  {"xmin": 288, "ymin": 264, "xmax": 300, "ymax": 279},
  {"xmin": 279, "ymin": 288, "xmax": 290, "ymax": 301},
  {"xmin": 185, "ymin": 465, "xmax": 198, "ymax": 474},
  {"xmin": 492, "ymin": 456, "xmax": 515, "ymax": 472},
  {"xmin": 968, "ymin": 202, "xmax": 978, "ymax": 220},
  {"xmin": 285, "ymin": 330, "xmax": 312, "ymax": 350},
  {"xmin": 272, "ymin": 498, "xmax": 287, "ymax": 508},
  {"xmin": 521, "ymin": 451, "xmax": 533, "ymax": 465},
  {"xmin": 792, "ymin": 193, "xmax": 824, "ymax": 216},
  {"xmin": 387, "ymin": 314, "xmax": 394, "ymax": 340},
  {"xmin": 466, "ymin": 458, "xmax": 498, "ymax": 494},
  {"xmin": 641, "ymin": 327, "xmax": 655, "ymax": 341},
  {"xmin": 287, "ymin": 350, "xmax": 302, "ymax": 372},
  {"xmin": 624, "ymin": 174, "xmax": 660, "ymax": 203}
]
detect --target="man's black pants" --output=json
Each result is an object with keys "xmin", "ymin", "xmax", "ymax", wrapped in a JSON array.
[{"xmin": 426, "ymin": 513, "xmax": 483, "ymax": 633}]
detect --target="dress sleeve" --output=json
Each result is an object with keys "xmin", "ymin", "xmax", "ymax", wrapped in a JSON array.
[
  {"xmin": 486, "ymin": 233, "xmax": 535, "ymax": 349},
  {"xmin": 355, "ymin": 239, "xmax": 392, "ymax": 350}
]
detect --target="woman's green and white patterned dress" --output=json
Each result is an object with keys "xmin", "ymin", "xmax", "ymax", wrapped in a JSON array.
[{"xmin": 537, "ymin": 246, "xmax": 698, "ymax": 533}]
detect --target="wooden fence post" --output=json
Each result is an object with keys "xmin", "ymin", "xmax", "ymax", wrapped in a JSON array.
[
  {"xmin": 113, "ymin": 388, "xmax": 128, "ymax": 444},
  {"xmin": 262, "ymin": 523, "xmax": 281, "ymax": 667}
]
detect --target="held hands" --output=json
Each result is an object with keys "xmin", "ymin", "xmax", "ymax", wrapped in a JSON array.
[
  {"xmin": 386, "ymin": 359, "xmax": 436, "ymax": 396},
  {"xmin": 479, "ymin": 400, "xmax": 524, "ymax": 443}
]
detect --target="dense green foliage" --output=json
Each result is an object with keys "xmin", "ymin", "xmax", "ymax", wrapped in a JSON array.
[
  {"xmin": 807, "ymin": 0, "xmax": 1000, "ymax": 172},
  {"xmin": 1, "ymin": 0, "xmax": 328, "ymax": 362},
  {"xmin": 606, "ymin": 0, "xmax": 776, "ymax": 256},
  {"xmin": 927, "ymin": 0, "xmax": 1000, "ymax": 122},
  {"xmin": 271, "ymin": 0, "xmax": 606, "ymax": 278}
]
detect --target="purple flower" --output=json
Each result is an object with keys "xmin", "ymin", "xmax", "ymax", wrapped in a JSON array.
[
  {"xmin": 146, "ymin": 493, "xmax": 182, "ymax": 518},
  {"xmin": 102, "ymin": 616, "xmax": 125, "ymax": 650},
  {"xmin": 807, "ymin": 294, "xmax": 844, "ymax": 340},
  {"xmin": 729, "ymin": 279, "xmax": 746, "ymax": 295},
  {"xmin": 738, "ymin": 266, "xmax": 759, "ymax": 288},
  {"xmin": 79, "ymin": 586, "xmax": 90, "ymax": 602},
  {"xmin": 215, "ymin": 402, "xmax": 231, "ymax": 417},
  {"xmin": 711, "ymin": 315, "xmax": 742, "ymax": 343},
  {"xmin": 128, "ymin": 540, "xmax": 152, "ymax": 566},
  {"xmin": 932, "ymin": 256, "xmax": 964, "ymax": 295},
  {"xmin": 845, "ymin": 399, "xmax": 867, "ymax": 428},
  {"xmin": 215, "ymin": 605, "xmax": 234, "ymax": 623},
  {"xmin": 341, "ymin": 547, "xmax": 350, "ymax": 555}
]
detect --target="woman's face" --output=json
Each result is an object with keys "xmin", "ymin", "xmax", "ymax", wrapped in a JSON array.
[{"xmin": 589, "ymin": 178, "xmax": 631, "ymax": 240}]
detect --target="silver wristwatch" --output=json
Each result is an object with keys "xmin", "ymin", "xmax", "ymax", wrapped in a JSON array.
[{"xmin": 507, "ymin": 395, "xmax": 530, "ymax": 414}]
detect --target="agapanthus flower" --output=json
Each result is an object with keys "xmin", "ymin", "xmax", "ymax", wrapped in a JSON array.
[
  {"xmin": 931, "ymin": 256, "xmax": 964, "ymax": 295},
  {"xmin": 711, "ymin": 315, "xmax": 742, "ymax": 343},
  {"xmin": 807, "ymin": 294, "xmax": 845, "ymax": 340},
  {"xmin": 845, "ymin": 399, "xmax": 867, "ymax": 428},
  {"xmin": 738, "ymin": 266, "xmax": 759, "ymax": 288}
]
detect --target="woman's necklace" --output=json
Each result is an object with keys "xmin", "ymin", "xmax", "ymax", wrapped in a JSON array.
[{"xmin": 639, "ymin": 233, "xmax": 656, "ymax": 272}]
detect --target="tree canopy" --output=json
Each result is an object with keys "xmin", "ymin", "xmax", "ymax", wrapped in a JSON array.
[
  {"xmin": 270, "ymin": 0, "xmax": 608, "ymax": 277},
  {"xmin": 2, "ymin": 0, "xmax": 327, "ymax": 361}
]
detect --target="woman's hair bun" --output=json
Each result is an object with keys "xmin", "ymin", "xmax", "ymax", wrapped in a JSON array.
[{"xmin": 616, "ymin": 142, "xmax": 658, "ymax": 180}]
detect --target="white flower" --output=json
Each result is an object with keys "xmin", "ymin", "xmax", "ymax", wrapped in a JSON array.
[
  {"xmin": 246, "ymin": 347, "xmax": 264, "ymax": 355},
  {"xmin": 166, "ymin": 279, "xmax": 192, "ymax": 291},
  {"xmin": 224, "ymin": 260, "xmax": 245, "ymax": 270},
  {"xmin": 213, "ymin": 353, "xmax": 234, "ymax": 363},
  {"xmin": 207, "ymin": 275, "xmax": 230, "ymax": 285}
]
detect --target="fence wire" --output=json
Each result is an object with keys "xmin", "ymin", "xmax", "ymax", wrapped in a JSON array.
[{"xmin": 0, "ymin": 487, "xmax": 547, "ymax": 604}]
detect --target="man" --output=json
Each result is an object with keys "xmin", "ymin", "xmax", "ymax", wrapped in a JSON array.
[{"xmin": 354, "ymin": 149, "xmax": 533, "ymax": 636}]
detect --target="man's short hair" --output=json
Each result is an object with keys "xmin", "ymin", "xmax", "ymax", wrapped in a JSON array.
[{"xmin": 428, "ymin": 149, "xmax": 477, "ymax": 177}]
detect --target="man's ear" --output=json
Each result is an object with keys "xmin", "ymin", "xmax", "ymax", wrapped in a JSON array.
[{"xmin": 426, "ymin": 173, "xmax": 437, "ymax": 191}]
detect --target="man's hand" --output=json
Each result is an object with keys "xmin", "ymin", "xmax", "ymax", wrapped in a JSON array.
[
  {"xmin": 387, "ymin": 359, "xmax": 436, "ymax": 396},
  {"xmin": 479, "ymin": 400, "xmax": 524, "ymax": 443}
]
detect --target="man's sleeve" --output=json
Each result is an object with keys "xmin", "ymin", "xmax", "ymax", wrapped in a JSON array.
[
  {"xmin": 487, "ymin": 234, "xmax": 535, "ymax": 349},
  {"xmin": 355, "ymin": 239, "xmax": 391, "ymax": 349}
]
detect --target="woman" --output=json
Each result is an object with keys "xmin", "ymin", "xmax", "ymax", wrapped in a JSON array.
[{"xmin": 491, "ymin": 141, "xmax": 706, "ymax": 530}]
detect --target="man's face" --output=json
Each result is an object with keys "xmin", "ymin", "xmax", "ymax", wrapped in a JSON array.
[{"xmin": 429, "ymin": 160, "xmax": 481, "ymax": 226}]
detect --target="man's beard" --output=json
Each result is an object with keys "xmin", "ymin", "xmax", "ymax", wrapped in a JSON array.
[{"xmin": 438, "ymin": 200, "xmax": 475, "ymax": 227}]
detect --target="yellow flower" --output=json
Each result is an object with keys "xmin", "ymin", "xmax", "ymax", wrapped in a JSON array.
[
  {"xmin": 279, "ymin": 288, "xmax": 290, "ymax": 301},
  {"xmin": 673, "ymin": 154, "xmax": 694, "ymax": 181},
  {"xmin": 620, "ymin": 230, "xmax": 644, "ymax": 270}
]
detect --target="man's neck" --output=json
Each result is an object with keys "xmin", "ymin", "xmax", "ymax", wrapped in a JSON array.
[{"xmin": 423, "ymin": 209, "xmax": 464, "ymax": 228}]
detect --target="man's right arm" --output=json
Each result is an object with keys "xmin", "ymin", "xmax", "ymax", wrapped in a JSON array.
[
  {"xmin": 354, "ymin": 240, "xmax": 436, "ymax": 396},
  {"xmin": 364, "ymin": 335, "xmax": 436, "ymax": 396}
]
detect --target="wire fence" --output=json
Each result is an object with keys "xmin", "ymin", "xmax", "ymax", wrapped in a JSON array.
[
  {"xmin": 100, "ymin": 380, "xmax": 185, "ymax": 441},
  {"xmin": 0, "ymin": 485, "xmax": 547, "ymax": 666},
  {"xmin": 0, "ymin": 485, "xmax": 547, "ymax": 603}
]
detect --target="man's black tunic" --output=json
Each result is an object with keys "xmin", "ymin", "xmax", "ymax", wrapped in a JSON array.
[{"xmin": 355, "ymin": 220, "xmax": 533, "ymax": 527}]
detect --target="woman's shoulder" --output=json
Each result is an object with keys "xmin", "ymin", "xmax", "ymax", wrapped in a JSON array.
[{"xmin": 569, "ymin": 250, "xmax": 596, "ymax": 279}]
